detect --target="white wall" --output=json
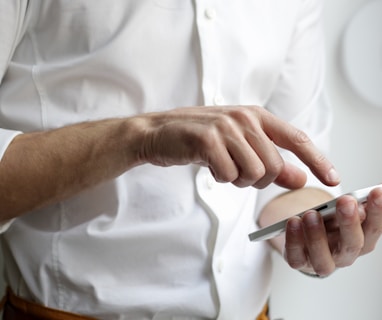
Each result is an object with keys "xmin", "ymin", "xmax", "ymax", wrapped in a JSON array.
[{"xmin": 270, "ymin": 0, "xmax": 382, "ymax": 319}]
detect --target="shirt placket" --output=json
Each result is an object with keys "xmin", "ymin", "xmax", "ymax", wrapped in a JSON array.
[
  {"xmin": 194, "ymin": 0, "xmax": 225, "ymax": 108},
  {"xmin": 194, "ymin": 1, "xmax": 231, "ymax": 318}
]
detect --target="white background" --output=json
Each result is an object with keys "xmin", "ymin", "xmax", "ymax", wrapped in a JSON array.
[
  {"xmin": 270, "ymin": 0, "xmax": 382, "ymax": 319},
  {"xmin": 0, "ymin": 0, "xmax": 381, "ymax": 319}
]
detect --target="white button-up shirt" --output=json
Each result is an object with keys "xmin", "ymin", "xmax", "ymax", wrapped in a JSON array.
[{"xmin": 0, "ymin": 1, "xmax": 334, "ymax": 319}]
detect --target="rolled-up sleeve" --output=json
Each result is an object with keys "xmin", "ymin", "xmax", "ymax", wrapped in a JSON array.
[
  {"xmin": 0, "ymin": 0, "xmax": 28, "ymax": 231},
  {"xmin": 0, "ymin": 0, "xmax": 29, "ymax": 84},
  {"xmin": 0, "ymin": 129, "xmax": 22, "ymax": 160},
  {"xmin": 255, "ymin": 0, "xmax": 341, "ymax": 216},
  {"xmin": 0, "ymin": 0, "xmax": 27, "ymax": 155},
  {"xmin": 0, "ymin": 129, "xmax": 21, "ymax": 232}
]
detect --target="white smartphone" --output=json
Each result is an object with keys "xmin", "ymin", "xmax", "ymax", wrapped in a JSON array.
[{"xmin": 248, "ymin": 183, "xmax": 382, "ymax": 242}]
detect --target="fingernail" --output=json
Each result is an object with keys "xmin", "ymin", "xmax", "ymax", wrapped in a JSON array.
[
  {"xmin": 327, "ymin": 168, "xmax": 340, "ymax": 183},
  {"xmin": 339, "ymin": 201, "xmax": 356, "ymax": 216},
  {"xmin": 373, "ymin": 196, "xmax": 382, "ymax": 207},
  {"xmin": 303, "ymin": 211, "xmax": 320, "ymax": 226},
  {"xmin": 288, "ymin": 217, "xmax": 301, "ymax": 231}
]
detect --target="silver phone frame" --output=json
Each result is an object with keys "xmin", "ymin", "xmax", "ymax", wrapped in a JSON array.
[{"xmin": 248, "ymin": 184, "xmax": 382, "ymax": 242}]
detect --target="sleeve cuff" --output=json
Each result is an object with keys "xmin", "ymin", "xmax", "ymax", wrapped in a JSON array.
[
  {"xmin": 0, "ymin": 128, "xmax": 22, "ymax": 160},
  {"xmin": 0, "ymin": 129, "xmax": 22, "ymax": 233}
]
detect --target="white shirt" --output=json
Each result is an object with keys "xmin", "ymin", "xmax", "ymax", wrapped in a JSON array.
[{"xmin": 0, "ymin": 1, "xmax": 333, "ymax": 319}]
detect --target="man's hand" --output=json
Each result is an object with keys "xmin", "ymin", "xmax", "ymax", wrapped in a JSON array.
[
  {"xmin": 139, "ymin": 105, "xmax": 340, "ymax": 190},
  {"xmin": 284, "ymin": 187, "xmax": 382, "ymax": 276},
  {"xmin": 0, "ymin": 105, "xmax": 340, "ymax": 220}
]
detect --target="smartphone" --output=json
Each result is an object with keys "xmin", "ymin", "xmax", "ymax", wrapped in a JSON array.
[{"xmin": 248, "ymin": 183, "xmax": 382, "ymax": 242}]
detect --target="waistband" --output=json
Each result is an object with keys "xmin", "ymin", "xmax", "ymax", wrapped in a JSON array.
[
  {"xmin": 0, "ymin": 287, "xmax": 269, "ymax": 320},
  {"xmin": 1, "ymin": 287, "xmax": 96, "ymax": 320}
]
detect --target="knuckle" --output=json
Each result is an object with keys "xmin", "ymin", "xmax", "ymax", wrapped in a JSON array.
[
  {"xmin": 335, "ymin": 245, "xmax": 362, "ymax": 268},
  {"xmin": 199, "ymin": 127, "xmax": 220, "ymax": 149},
  {"xmin": 288, "ymin": 259, "xmax": 306, "ymax": 270},
  {"xmin": 293, "ymin": 129, "xmax": 311, "ymax": 145},
  {"xmin": 251, "ymin": 155, "xmax": 284, "ymax": 184},
  {"xmin": 284, "ymin": 246, "xmax": 307, "ymax": 270},
  {"xmin": 316, "ymin": 266, "xmax": 335, "ymax": 277},
  {"xmin": 218, "ymin": 170, "xmax": 238, "ymax": 183},
  {"xmin": 234, "ymin": 165, "xmax": 266, "ymax": 188},
  {"xmin": 343, "ymin": 244, "xmax": 363, "ymax": 257},
  {"xmin": 253, "ymin": 180, "xmax": 271, "ymax": 190},
  {"xmin": 228, "ymin": 107, "xmax": 256, "ymax": 126},
  {"xmin": 246, "ymin": 164, "xmax": 266, "ymax": 184},
  {"xmin": 232, "ymin": 177, "xmax": 252, "ymax": 188},
  {"xmin": 285, "ymin": 252, "xmax": 307, "ymax": 270},
  {"xmin": 312, "ymin": 262, "xmax": 336, "ymax": 276},
  {"xmin": 214, "ymin": 112, "xmax": 236, "ymax": 130},
  {"xmin": 251, "ymin": 164, "xmax": 266, "ymax": 180},
  {"xmin": 310, "ymin": 153, "xmax": 327, "ymax": 168},
  {"xmin": 265, "ymin": 157, "xmax": 284, "ymax": 177},
  {"xmin": 366, "ymin": 224, "xmax": 382, "ymax": 238}
]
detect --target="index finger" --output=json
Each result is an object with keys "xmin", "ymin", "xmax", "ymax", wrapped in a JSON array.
[{"xmin": 261, "ymin": 111, "xmax": 340, "ymax": 186}]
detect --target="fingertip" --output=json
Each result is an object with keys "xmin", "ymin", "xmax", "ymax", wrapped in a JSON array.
[
  {"xmin": 326, "ymin": 167, "xmax": 341, "ymax": 186},
  {"xmin": 336, "ymin": 194, "xmax": 357, "ymax": 210},
  {"xmin": 337, "ymin": 197, "xmax": 357, "ymax": 217},
  {"xmin": 369, "ymin": 187, "xmax": 382, "ymax": 207},
  {"xmin": 287, "ymin": 216, "xmax": 303, "ymax": 233},
  {"xmin": 302, "ymin": 210, "xmax": 321, "ymax": 227}
]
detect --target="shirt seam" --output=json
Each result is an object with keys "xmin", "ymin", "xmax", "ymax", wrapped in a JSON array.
[
  {"xmin": 28, "ymin": 28, "xmax": 48, "ymax": 130},
  {"xmin": 51, "ymin": 202, "xmax": 66, "ymax": 310}
]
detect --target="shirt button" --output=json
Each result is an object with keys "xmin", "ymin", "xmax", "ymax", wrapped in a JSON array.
[
  {"xmin": 213, "ymin": 95, "xmax": 224, "ymax": 106},
  {"xmin": 205, "ymin": 8, "xmax": 217, "ymax": 20}
]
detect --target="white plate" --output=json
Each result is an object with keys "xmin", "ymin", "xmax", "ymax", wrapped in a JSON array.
[{"xmin": 342, "ymin": 0, "xmax": 382, "ymax": 108}]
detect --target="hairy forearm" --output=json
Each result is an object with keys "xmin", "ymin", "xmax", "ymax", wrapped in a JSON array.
[
  {"xmin": 0, "ymin": 105, "xmax": 340, "ymax": 222},
  {"xmin": 0, "ymin": 117, "xmax": 145, "ymax": 220},
  {"xmin": 258, "ymin": 187, "xmax": 334, "ymax": 253}
]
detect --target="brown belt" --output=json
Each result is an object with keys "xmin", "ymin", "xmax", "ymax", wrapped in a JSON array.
[
  {"xmin": 256, "ymin": 303, "xmax": 269, "ymax": 320},
  {"xmin": 0, "ymin": 287, "xmax": 96, "ymax": 320},
  {"xmin": 1, "ymin": 287, "xmax": 269, "ymax": 320}
]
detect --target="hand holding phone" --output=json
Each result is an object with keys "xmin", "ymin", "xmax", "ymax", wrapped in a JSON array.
[{"xmin": 248, "ymin": 184, "xmax": 382, "ymax": 242}]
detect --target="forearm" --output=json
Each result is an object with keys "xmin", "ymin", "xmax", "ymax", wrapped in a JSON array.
[
  {"xmin": 258, "ymin": 187, "xmax": 334, "ymax": 253},
  {"xmin": 0, "ymin": 117, "xmax": 145, "ymax": 220},
  {"xmin": 0, "ymin": 105, "xmax": 340, "ymax": 222}
]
